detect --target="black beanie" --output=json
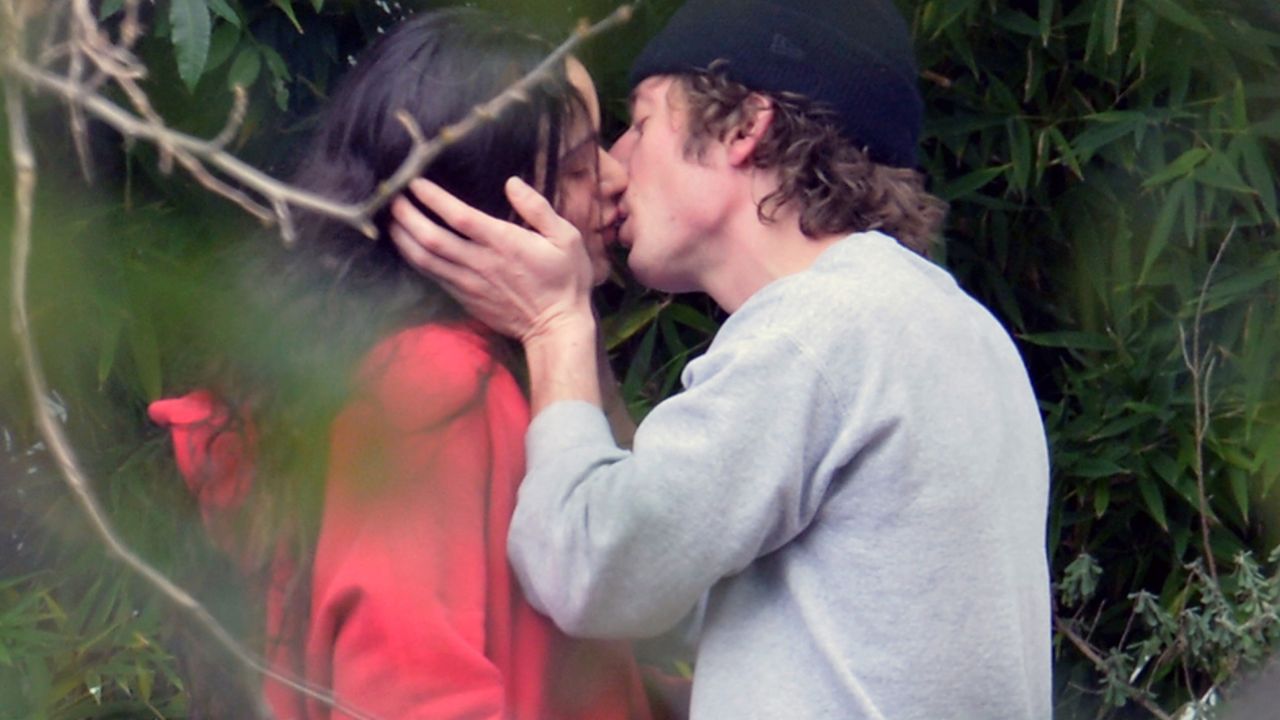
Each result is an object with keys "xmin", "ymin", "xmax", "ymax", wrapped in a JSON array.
[{"xmin": 629, "ymin": 0, "xmax": 923, "ymax": 169}]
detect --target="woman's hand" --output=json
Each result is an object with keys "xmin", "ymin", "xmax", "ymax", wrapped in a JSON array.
[{"xmin": 389, "ymin": 176, "xmax": 596, "ymax": 345}]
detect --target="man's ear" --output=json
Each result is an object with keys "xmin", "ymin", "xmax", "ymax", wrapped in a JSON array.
[{"xmin": 725, "ymin": 94, "xmax": 775, "ymax": 168}]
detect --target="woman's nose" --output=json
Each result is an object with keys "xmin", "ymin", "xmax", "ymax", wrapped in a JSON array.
[{"xmin": 598, "ymin": 145, "xmax": 627, "ymax": 199}]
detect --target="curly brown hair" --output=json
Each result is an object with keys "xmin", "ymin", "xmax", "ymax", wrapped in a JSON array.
[{"xmin": 674, "ymin": 63, "xmax": 947, "ymax": 256}]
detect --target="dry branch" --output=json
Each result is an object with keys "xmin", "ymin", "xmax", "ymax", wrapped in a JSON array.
[{"xmin": 1, "ymin": 0, "xmax": 641, "ymax": 716}]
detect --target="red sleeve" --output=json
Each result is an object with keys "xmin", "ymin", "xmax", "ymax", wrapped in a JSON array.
[
  {"xmin": 148, "ymin": 390, "xmax": 255, "ymax": 557},
  {"xmin": 305, "ymin": 325, "xmax": 519, "ymax": 720}
]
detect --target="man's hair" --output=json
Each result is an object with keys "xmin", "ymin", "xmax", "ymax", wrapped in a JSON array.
[{"xmin": 675, "ymin": 63, "xmax": 947, "ymax": 256}]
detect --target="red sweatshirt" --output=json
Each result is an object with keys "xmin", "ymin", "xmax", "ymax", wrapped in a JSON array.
[{"xmin": 151, "ymin": 323, "xmax": 655, "ymax": 720}]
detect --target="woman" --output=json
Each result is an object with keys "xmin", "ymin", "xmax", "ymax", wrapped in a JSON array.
[{"xmin": 149, "ymin": 9, "xmax": 655, "ymax": 719}]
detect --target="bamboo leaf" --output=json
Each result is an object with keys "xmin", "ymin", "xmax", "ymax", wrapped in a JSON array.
[
  {"xmin": 127, "ymin": 319, "xmax": 162, "ymax": 402},
  {"xmin": 1094, "ymin": 481, "xmax": 1112, "ymax": 515},
  {"xmin": 1103, "ymin": 0, "xmax": 1124, "ymax": 55},
  {"xmin": 939, "ymin": 165, "xmax": 1006, "ymax": 200},
  {"xmin": 1141, "ymin": 147, "xmax": 1209, "ymax": 189},
  {"xmin": 97, "ymin": 312, "xmax": 124, "ymax": 387},
  {"xmin": 1020, "ymin": 330, "xmax": 1115, "ymax": 350},
  {"xmin": 1039, "ymin": 0, "xmax": 1053, "ymax": 45},
  {"xmin": 1238, "ymin": 135, "xmax": 1279, "ymax": 223},
  {"xmin": 1232, "ymin": 78, "xmax": 1248, "ymax": 130},
  {"xmin": 1137, "ymin": 475, "xmax": 1169, "ymax": 530},
  {"xmin": 1193, "ymin": 151, "xmax": 1253, "ymax": 194},
  {"xmin": 170, "ymin": 0, "xmax": 212, "ymax": 91},
  {"xmin": 603, "ymin": 300, "xmax": 666, "ymax": 350},
  {"xmin": 1139, "ymin": 0, "xmax": 1210, "ymax": 36},
  {"xmin": 665, "ymin": 302, "xmax": 720, "ymax": 334},
  {"xmin": 1140, "ymin": 178, "xmax": 1190, "ymax": 284}
]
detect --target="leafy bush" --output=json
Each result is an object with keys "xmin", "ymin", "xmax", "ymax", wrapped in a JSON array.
[{"xmin": 905, "ymin": 0, "xmax": 1280, "ymax": 714}]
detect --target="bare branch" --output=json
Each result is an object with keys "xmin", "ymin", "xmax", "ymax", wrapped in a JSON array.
[
  {"xmin": 1181, "ymin": 223, "xmax": 1237, "ymax": 583},
  {"xmin": 4, "ymin": 2, "xmax": 641, "ymax": 245},
  {"xmin": 212, "ymin": 85, "xmax": 250, "ymax": 150},
  {"xmin": 2, "ymin": 2, "xmax": 643, "ymax": 717},
  {"xmin": 1055, "ymin": 615, "xmax": 1175, "ymax": 720}
]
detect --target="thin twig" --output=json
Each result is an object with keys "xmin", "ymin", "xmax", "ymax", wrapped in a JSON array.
[
  {"xmin": 8, "ymin": 2, "xmax": 640, "ymax": 245},
  {"xmin": 1181, "ymin": 223, "xmax": 1237, "ymax": 582},
  {"xmin": 2, "ymin": 2, "xmax": 643, "ymax": 716},
  {"xmin": 3, "ymin": 53, "xmax": 387, "ymax": 720},
  {"xmin": 1055, "ymin": 615, "xmax": 1176, "ymax": 720}
]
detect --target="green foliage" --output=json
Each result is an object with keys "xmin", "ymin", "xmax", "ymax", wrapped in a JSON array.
[{"xmin": 904, "ymin": 0, "xmax": 1280, "ymax": 714}]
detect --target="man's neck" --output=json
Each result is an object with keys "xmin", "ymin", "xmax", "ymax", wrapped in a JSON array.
[{"xmin": 701, "ymin": 208, "xmax": 847, "ymax": 313}]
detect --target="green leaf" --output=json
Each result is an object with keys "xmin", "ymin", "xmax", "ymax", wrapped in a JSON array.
[
  {"xmin": 311, "ymin": 0, "xmax": 325, "ymax": 11},
  {"xmin": 1232, "ymin": 77, "xmax": 1248, "ymax": 130},
  {"xmin": 1140, "ymin": 147, "xmax": 1209, "ymax": 189},
  {"xmin": 1094, "ymin": 481, "xmax": 1112, "ymax": 516},
  {"xmin": 1038, "ymin": 0, "xmax": 1053, "ymax": 45},
  {"xmin": 1139, "ymin": 178, "xmax": 1190, "ymax": 284},
  {"xmin": 207, "ymin": 0, "xmax": 240, "ymax": 26},
  {"xmin": 1008, "ymin": 119, "xmax": 1032, "ymax": 193},
  {"xmin": 1238, "ymin": 135, "xmax": 1279, "ymax": 223},
  {"xmin": 226, "ymin": 46, "xmax": 262, "ymax": 91},
  {"xmin": 170, "ymin": 0, "xmax": 212, "ymax": 92},
  {"xmin": 603, "ymin": 300, "xmax": 666, "ymax": 350},
  {"xmin": 128, "ymin": 319, "xmax": 162, "ymax": 401},
  {"xmin": 939, "ymin": 165, "xmax": 1006, "ymax": 200},
  {"xmin": 1019, "ymin": 330, "xmax": 1114, "ymax": 351},
  {"xmin": 1076, "ymin": 457, "xmax": 1127, "ymax": 480},
  {"xmin": 1139, "ymin": 0, "xmax": 1210, "ymax": 36},
  {"xmin": 1103, "ymin": 0, "xmax": 1124, "ymax": 55},
  {"xmin": 99, "ymin": 0, "xmax": 124, "ymax": 20},
  {"xmin": 97, "ymin": 312, "xmax": 124, "ymax": 387},
  {"xmin": 1047, "ymin": 125, "xmax": 1083, "ymax": 178},
  {"xmin": 665, "ymin": 302, "xmax": 720, "ymax": 334},
  {"xmin": 271, "ymin": 0, "xmax": 305, "ymax": 33},
  {"xmin": 205, "ymin": 22, "xmax": 240, "ymax": 73},
  {"xmin": 1072, "ymin": 119, "xmax": 1140, "ymax": 163},
  {"xmin": 258, "ymin": 43, "xmax": 292, "ymax": 82},
  {"xmin": 1194, "ymin": 151, "xmax": 1253, "ymax": 194},
  {"xmin": 1137, "ymin": 475, "xmax": 1169, "ymax": 530}
]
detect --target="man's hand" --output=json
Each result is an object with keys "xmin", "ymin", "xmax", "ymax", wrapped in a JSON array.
[{"xmin": 389, "ymin": 176, "xmax": 595, "ymax": 345}]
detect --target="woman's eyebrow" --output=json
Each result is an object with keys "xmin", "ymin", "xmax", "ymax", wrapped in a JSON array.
[{"xmin": 561, "ymin": 131, "xmax": 602, "ymax": 158}]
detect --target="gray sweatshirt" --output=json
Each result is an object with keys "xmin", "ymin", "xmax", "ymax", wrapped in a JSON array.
[{"xmin": 509, "ymin": 231, "xmax": 1052, "ymax": 719}]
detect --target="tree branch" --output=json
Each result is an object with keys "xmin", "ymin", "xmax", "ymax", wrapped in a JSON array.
[
  {"xmin": 1054, "ymin": 615, "xmax": 1175, "ymax": 720},
  {"xmin": 1180, "ymin": 223, "xmax": 1237, "ymax": 583},
  {"xmin": 2, "ymin": 1, "xmax": 641, "ymax": 716}
]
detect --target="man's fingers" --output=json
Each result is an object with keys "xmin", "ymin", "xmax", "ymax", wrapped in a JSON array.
[
  {"xmin": 390, "ymin": 196, "xmax": 489, "ymax": 270},
  {"xmin": 389, "ymin": 221, "xmax": 481, "ymax": 290},
  {"xmin": 505, "ymin": 176, "xmax": 576, "ymax": 241},
  {"xmin": 406, "ymin": 178, "xmax": 510, "ymax": 247}
]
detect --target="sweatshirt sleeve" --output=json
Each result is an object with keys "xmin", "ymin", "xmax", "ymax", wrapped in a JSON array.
[
  {"xmin": 306, "ymin": 327, "xmax": 517, "ymax": 720},
  {"xmin": 148, "ymin": 390, "xmax": 255, "ymax": 558},
  {"xmin": 508, "ymin": 325, "xmax": 851, "ymax": 639}
]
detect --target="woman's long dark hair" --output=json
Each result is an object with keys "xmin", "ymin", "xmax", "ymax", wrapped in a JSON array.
[{"xmin": 175, "ymin": 9, "xmax": 588, "ymax": 714}]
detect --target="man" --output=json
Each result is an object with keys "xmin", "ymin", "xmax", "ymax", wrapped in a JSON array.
[{"xmin": 390, "ymin": 0, "xmax": 1052, "ymax": 717}]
